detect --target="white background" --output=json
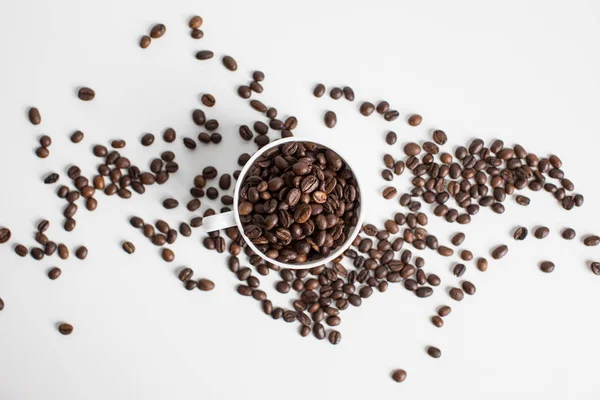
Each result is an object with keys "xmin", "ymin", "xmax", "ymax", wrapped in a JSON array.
[{"xmin": 1, "ymin": 1, "xmax": 599, "ymax": 399}]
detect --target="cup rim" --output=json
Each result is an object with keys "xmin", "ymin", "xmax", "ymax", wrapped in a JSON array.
[{"xmin": 232, "ymin": 137, "xmax": 364, "ymax": 270}]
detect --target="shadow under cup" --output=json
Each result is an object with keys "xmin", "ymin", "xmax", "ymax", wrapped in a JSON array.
[{"xmin": 202, "ymin": 137, "xmax": 364, "ymax": 270}]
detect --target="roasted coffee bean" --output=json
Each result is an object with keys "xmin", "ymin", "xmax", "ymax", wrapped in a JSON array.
[
  {"xmin": 591, "ymin": 262, "xmax": 600, "ymax": 275},
  {"xmin": 190, "ymin": 29, "xmax": 203, "ymax": 39},
  {"xmin": 360, "ymin": 102, "xmax": 375, "ymax": 116},
  {"xmin": 189, "ymin": 15, "xmax": 203, "ymax": 29},
  {"xmin": 15, "ymin": 244, "xmax": 28, "ymax": 257},
  {"xmin": 58, "ymin": 323, "xmax": 73, "ymax": 335},
  {"xmin": 328, "ymin": 330, "xmax": 342, "ymax": 345},
  {"xmin": 491, "ymin": 245, "xmax": 508, "ymax": 259},
  {"xmin": 376, "ymin": 101, "xmax": 389, "ymax": 114},
  {"xmin": 48, "ymin": 267, "xmax": 61, "ymax": 280},
  {"xmin": 384, "ymin": 110, "xmax": 399, "ymax": 121},
  {"xmin": 122, "ymin": 242, "xmax": 135, "ymax": 254},
  {"xmin": 197, "ymin": 279, "xmax": 215, "ymax": 291},
  {"xmin": 561, "ymin": 228, "xmax": 576, "ymax": 240},
  {"xmin": 432, "ymin": 316, "xmax": 444, "ymax": 327},
  {"xmin": 184, "ymin": 280, "xmax": 197, "ymax": 290},
  {"xmin": 324, "ymin": 111, "xmax": 337, "ymax": 128},
  {"xmin": 195, "ymin": 50, "xmax": 214, "ymax": 60},
  {"xmin": 201, "ymin": 94, "xmax": 216, "ymax": 107},
  {"xmin": 451, "ymin": 232, "xmax": 465, "ymax": 246},
  {"xmin": 75, "ymin": 246, "xmax": 88, "ymax": 260},
  {"xmin": 163, "ymin": 198, "xmax": 179, "ymax": 209},
  {"xmin": 39, "ymin": 136, "xmax": 52, "ymax": 148},
  {"xmin": 57, "ymin": 243, "xmax": 69, "ymax": 259},
  {"xmin": 449, "ymin": 287, "xmax": 464, "ymax": 301},
  {"xmin": 408, "ymin": 114, "xmax": 422, "ymax": 126},
  {"xmin": 534, "ymin": 226, "xmax": 549, "ymax": 239},
  {"xmin": 515, "ymin": 195, "xmax": 530, "ymax": 206},
  {"xmin": 453, "ymin": 263, "xmax": 466, "ymax": 277},
  {"xmin": 514, "ymin": 227, "xmax": 528, "ymax": 240},
  {"xmin": 222, "ymin": 55, "xmax": 237, "ymax": 71},
  {"xmin": 427, "ymin": 346, "xmax": 441, "ymax": 358},
  {"xmin": 329, "ymin": 87, "xmax": 342, "ymax": 99},
  {"xmin": 540, "ymin": 261, "xmax": 555, "ymax": 273},
  {"xmin": 250, "ymin": 100, "xmax": 267, "ymax": 113},
  {"xmin": 70, "ymin": 130, "xmax": 84, "ymax": 143},
  {"xmin": 0, "ymin": 228, "xmax": 11, "ymax": 244},
  {"xmin": 385, "ymin": 131, "xmax": 397, "ymax": 145},
  {"xmin": 438, "ymin": 246, "xmax": 454, "ymax": 257},
  {"xmin": 427, "ymin": 274, "xmax": 441, "ymax": 286},
  {"xmin": 29, "ymin": 107, "xmax": 41, "ymax": 125},
  {"xmin": 78, "ymin": 87, "xmax": 95, "ymax": 101},
  {"xmin": 44, "ymin": 173, "xmax": 60, "ymax": 184},
  {"xmin": 313, "ymin": 83, "xmax": 325, "ymax": 97},
  {"xmin": 35, "ymin": 232, "xmax": 48, "ymax": 246},
  {"xmin": 249, "ymin": 81, "xmax": 263, "ymax": 93},
  {"xmin": 404, "ymin": 143, "xmax": 421, "ymax": 156},
  {"xmin": 45, "ymin": 241, "xmax": 57, "ymax": 256},
  {"xmin": 150, "ymin": 23, "xmax": 166, "ymax": 38},
  {"xmin": 163, "ymin": 128, "xmax": 176, "ymax": 143},
  {"xmin": 140, "ymin": 35, "xmax": 151, "ymax": 48},
  {"xmin": 462, "ymin": 281, "xmax": 476, "ymax": 295},
  {"xmin": 178, "ymin": 268, "xmax": 194, "ymax": 282},
  {"xmin": 438, "ymin": 305, "xmax": 452, "ymax": 317},
  {"xmin": 416, "ymin": 287, "xmax": 433, "ymax": 298},
  {"xmin": 583, "ymin": 235, "xmax": 599, "ymax": 247},
  {"xmin": 36, "ymin": 147, "xmax": 50, "ymax": 158},
  {"xmin": 432, "ymin": 130, "xmax": 447, "ymax": 145},
  {"xmin": 392, "ymin": 369, "xmax": 407, "ymax": 383},
  {"xmin": 162, "ymin": 248, "xmax": 174, "ymax": 262},
  {"xmin": 382, "ymin": 186, "xmax": 397, "ymax": 199}
]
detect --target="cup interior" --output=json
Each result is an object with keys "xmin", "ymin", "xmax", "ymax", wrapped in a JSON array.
[{"xmin": 231, "ymin": 137, "xmax": 364, "ymax": 270}]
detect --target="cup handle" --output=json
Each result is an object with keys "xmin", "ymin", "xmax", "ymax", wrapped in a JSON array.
[{"xmin": 202, "ymin": 211, "xmax": 237, "ymax": 232}]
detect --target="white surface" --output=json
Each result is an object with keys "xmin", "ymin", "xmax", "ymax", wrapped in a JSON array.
[{"xmin": 0, "ymin": 1, "xmax": 599, "ymax": 399}]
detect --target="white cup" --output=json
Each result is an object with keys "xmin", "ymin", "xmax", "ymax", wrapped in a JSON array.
[{"xmin": 202, "ymin": 137, "xmax": 364, "ymax": 270}]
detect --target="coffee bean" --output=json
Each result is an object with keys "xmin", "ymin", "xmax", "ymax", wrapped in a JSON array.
[
  {"xmin": 201, "ymin": 94, "xmax": 216, "ymax": 107},
  {"xmin": 189, "ymin": 15, "xmax": 203, "ymax": 29},
  {"xmin": 0, "ymin": 228, "xmax": 11, "ymax": 244},
  {"xmin": 432, "ymin": 316, "xmax": 444, "ymax": 327},
  {"xmin": 404, "ymin": 143, "xmax": 421, "ymax": 156},
  {"xmin": 184, "ymin": 280, "xmax": 197, "ymax": 290},
  {"xmin": 35, "ymin": 232, "xmax": 48, "ymax": 246},
  {"xmin": 163, "ymin": 198, "xmax": 179, "ymax": 209},
  {"xmin": 491, "ymin": 245, "xmax": 508, "ymax": 259},
  {"xmin": 408, "ymin": 114, "xmax": 422, "ymax": 126},
  {"xmin": 58, "ymin": 323, "xmax": 73, "ymax": 335},
  {"xmin": 384, "ymin": 110, "xmax": 399, "ymax": 121},
  {"xmin": 195, "ymin": 50, "xmax": 215, "ymax": 61},
  {"xmin": 392, "ymin": 369, "xmax": 407, "ymax": 383},
  {"xmin": 324, "ymin": 111, "xmax": 337, "ymax": 128},
  {"xmin": 540, "ymin": 261, "xmax": 555, "ymax": 273},
  {"xmin": 75, "ymin": 246, "xmax": 88, "ymax": 260},
  {"xmin": 453, "ymin": 263, "xmax": 466, "ymax": 277},
  {"xmin": 384, "ymin": 131, "xmax": 397, "ymax": 145},
  {"xmin": 162, "ymin": 127, "xmax": 176, "ymax": 143},
  {"xmin": 36, "ymin": 147, "xmax": 49, "ymax": 158},
  {"xmin": 178, "ymin": 268, "xmax": 193, "ymax": 282},
  {"xmin": 591, "ymin": 262, "xmax": 600, "ymax": 275},
  {"xmin": 561, "ymin": 228, "xmax": 576, "ymax": 240},
  {"xmin": 29, "ymin": 107, "xmax": 41, "ymax": 125},
  {"xmin": 416, "ymin": 287, "xmax": 433, "ymax": 298},
  {"xmin": 198, "ymin": 279, "xmax": 215, "ymax": 291},
  {"xmin": 583, "ymin": 235, "xmax": 599, "ymax": 246},
  {"xmin": 328, "ymin": 330, "xmax": 342, "ymax": 345},
  {"xmin": 451, "ymin": 232, "xmax": 465, "ymax": 246},
  {"xmin": 122, "ymin": 242, "xmax": 135, "ymax": 254},
  {"xmin": 427, "ymin": 346, "xmax": 441, "ymax": 358},
  {"xmin": 329, "ymin": 87, "xmax": 342, "ymax": 99},
  {"xmin": 150, "ymin": 24, "xmax": 166, "ymax": 38},
  {"xmin": 449, "ymin": 287, "xmax": 464, "ymax": 301},
  {"xmin": 534, "ymin": 226, "xmax": 549, "ymax": 239},
  {"xmin": 140, "ymin": 36, "xmax": 151, "ymax": 48},
  {"xmin": 15, "ymin": 244, "xmax": 28, "ymax": 257},
  {"xmin": 462, "ymin": 281, "xmax": 476, "ymax": 295},
  {"xmin": 438, "ymin": 305, "xmax": 451, "ymax": 317},
  {"xmin": 48, "ymin": 267, "xmax": 61, "ymax": 280},
  {"xmin": 382, "ymin": 186, "xmax": 397, "ymax": 199},
  {"xmin": 513, "ymin": 227, "xmax": 528, "ymax": 240},
  {"xmin": 515, "ymin": 195, "xmax": 530, "ymax": 206},
  {"xmin": 438, "ymin": 246, "xmax": 454, "ymax": 257},
  {"xmin": 432, "ymin": 130, "xmax": 447, "ymax": 145},
  {"xmin": 360, "ymin": 102, "xmax": 375, "ymax": 116},
  {"xmin": 162, "ymin": 248, "xmax": 174, "ymax": 262},
  {"xmin": 222, "ymin": 55, "xmax": 237, "ymax": 71},
  {"xmin": 250, "ymin": 81, "xmax": 263, "ymax": 93},
  {"xmin": 78, "ymin": 87, "xmax": 95, "ymax": 101},
  {"xmin": 68, "ymin": 130, "xmax": 84, "ymax": 144},
  {"xmin": 44, "ymin": 173, "xmax": 59, "ymax": 184},
  {"xmin": 313, "ymin": 83, "xmax": 325, "ymax": 97},
  {"xmin": 191, "ymin": 29, "xmax": 203, "ymax": 39},
  {"xmin": 313, "ymin": 323, "xmax": 326, "ymax": 340}
]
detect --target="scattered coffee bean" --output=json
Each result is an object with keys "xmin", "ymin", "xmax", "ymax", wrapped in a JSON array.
[
  {"xmin": 58, "ymin": 323, "xmax": 73, "ymax": 335},
  {"xmin": 329, "ymin": 330, "xmax": 342, "ymax": 344},
  {"xmin": 438, "ymin": 306, "xmax": 451, "ymax": 317},
  {"xmin": 196, "ymin": 50, "xmax": 214, "ymax": 60},
  {"xmin": 150, "ymin": 24, "xmax": 166, "ymax": 38},
  {"xmin": 491, "ymin": 245, "xmax": 508, "ymax": 259},
  {"xmin": 122, "ymin": 242, "xmax": 135, "ymax": 254},
  {"xmin": 591, "ymin": 262, "xmax": 600, "ymax": 275},
  {"xmin": 222, "ymin": 55, "xmax": 237, "ymax": 71},
  {"xmin": 462, "ymin": 281, "xmax": 476, "ymax": 295},
  {"xmin": 583, "ymin": 235, "xmax": 600, "ymax": 247},
  {"xmin": 330, "ymin": 87, "xmax": 342, "ymax": 99},
  {"xmin": 451, "ymin": 232, "xmax": 465, "ymax": 246},
  {"xmin": 515, "ymin": 195, "xmax": 530, "ymax": 206},
  {"xmin": 78, "ymin": 87, "xmax": 95, "ymax": 101},
  {"xmin": 324, "ymin": 111, "xmax": 337, "ymax": 128},
  {"xmin": 70, "ymin": 131, "xmax": 84, "ymax": 143},
  {"xmin": 75, "ymin": 246, "xmax": 88, "ymax": 260},
  {"xmin": 48, "ymin": 267, "xmax": 61, "ymax": 280},
  {"xmin": 44, "ymin": 173, "xmax": 59, "ymax": 184},
  {"xmin": 534, "ymin": 226, "xmax": 549, "ymax": 239},
  {"xmin": 431, "ymin": 315, "xmax": 444, "ymax": 327},
  {"xmin": 562, "ymin": 228, "xmax": 576, "ymax": 240},
  {"xmin": 453, "ymin": 263, "xmax": 466, "ymax": 277},
  {"xmin": 427, "ymin": 346, "xmax": 441, "ymax": 358},
  {"xmin": 191, "ymin": 29, "xmax": 203, "ymax": 39},
  {"xmin": 514, "ymin": 227, "xmax": 528, "ymax": 241},
  {"xmin": 391, "ymin": 369, "xmax": 407, "ymax": 383},
  {"xmin": 15, "ymin": 244, "xmax": 28, "ymax": 257},
  {"xmin": 189, "ymin": 15, "xmax": 203, "ymax": 29},
  {"xmin": 163, "ymin": 128, "xmax": 176, "ymax": 143},
  {"xmin": 201, "ymin": 94, "xmax": 216, "ymax": 107},
  {"xmin": 313, "ymin": 83, "xmax": 325, "ymax": 98},
  {"xmin": 36, "ymin": 147, "xmax": 50, "ymax": 158},
  {"xmin": 360, "ymin": 102, "xmax": 375, "ymax": 116},
  {"xmin": 408, "ymin": 114, "xmax": 422, "ymax": 126},
  {"xmin": 384, "ymin": 110, "xmax": 399, "ymax": 121},
  {"xmin": 540, "ymin": 261, "xmax": 555, "ymax": 273},
  {"xmin": 382, "ymin": 186, "xmax": 397, "ymax": 199},
  {"xmin": 449, "ymin": 287, "xmax": 464, "ymax": 301},
  {"xmin": 0, "ymin": 228, "xmax": 11, "ymax": 244},
  {"xmin": 163, "ymin": 198, "xmax": 179, "ymax": 209},
  {"xmin": 198, "ymin": 279, "xmax": 215, "ymax": 291},
  {"xmin": 29, "ymin": 107, "xmax": 41, "ymax": 125},
  {"xmin": 162, "ymin": 248, "xmax": 174, "ymax": 262},
  {"xmin": 140, "ymin": 36, "xmax": 151, "ymax": 48}
]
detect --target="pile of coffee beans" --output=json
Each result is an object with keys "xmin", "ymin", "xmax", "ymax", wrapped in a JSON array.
[
  {"xmin": 3, "ymin": 13, "xmax": 597, "ymax": 387},
  {"xmin": 237, "ymin": 141, "xmax": 360, "ymax": 264}
]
